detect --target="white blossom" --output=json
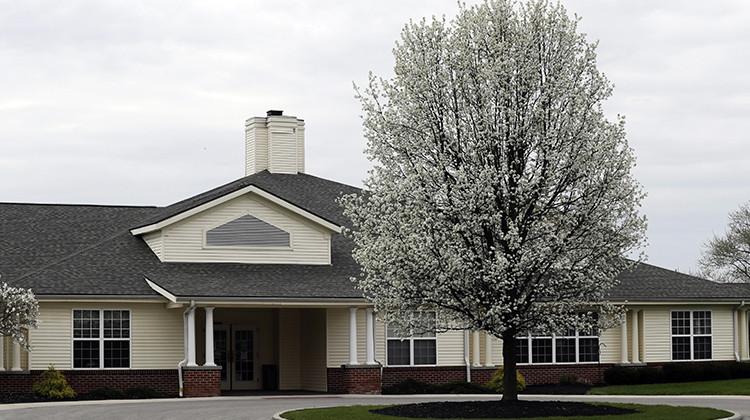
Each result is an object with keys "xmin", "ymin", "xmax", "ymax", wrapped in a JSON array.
[
  {"xmin": 340, "ymin": 0, "xmax": 646, "ymax": 400},
  {"xmin": 0, "ymin": 282, "xmax": 39, "ymax": 350}
]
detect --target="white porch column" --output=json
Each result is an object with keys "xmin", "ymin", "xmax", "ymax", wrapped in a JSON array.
[
  {"xmin": 187, "ymin": 306, "xmax": 197, "ymax": 367},
  {"xmin": 365, "ymin": 308, "xmax": 375, "ymax": 365},
  {"xmin": 0, "ymin": 336, "xmax": 4, "ymax": 371},
  {"xmin": 472, "ymin": 332, "xmax": 481, "ymax": 366},
  {"xmin": 484, "ymin": 333, "xmax": 493, "ymax": 366},
  {"xmin": 743, "ymin": 310, "xmax": 750, "ymax": 360},
  {"xmin": 204, "ymin": 307, "xmax": 216, "ymax": 367},
  {"xmin": 631, "ymin": 310, "xmax": 640, "ymax": 364},
  {"xmin": 620, "ymin": 312, "xmax": 629, "ymax": 364},
  {"xmin": 11, "ymin": 340, "xmax": 21, "ymax": 371},
  {"xmin": 349, "ymin": 308, "xmax": 359, "ymax": 365}
]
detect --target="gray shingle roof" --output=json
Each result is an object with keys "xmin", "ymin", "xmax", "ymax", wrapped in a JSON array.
[
  {"xmin": 2, "ymin": 171, "xmax": 749, "ymax": 302},
  {"xmin": 608, "ymin": 261, "xmax": 750, "ymax": 301},
  {"xmin": 133, "ymin": 170, "xmax": 360, "ymax": 230},
  {"xmin": 1, "ymin": 172, "xmax": 363, "ymax": 300}
]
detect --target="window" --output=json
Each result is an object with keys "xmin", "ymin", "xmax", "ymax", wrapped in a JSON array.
[
  {"xmin": 386, "ymin": 313, "xmax": 437, "ymax": 366},
  {"xmin": 73, "ymin": 309, "xmax": 130, "ymax": 369},
  {"xmin": 516, "ymin": 314, "xmax": 600, "ymax": 364},
  {"xmin": 671, "ymin": 310, "xmax": 712, "ymax": 361}
]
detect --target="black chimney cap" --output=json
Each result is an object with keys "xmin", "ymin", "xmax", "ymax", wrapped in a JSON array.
[{"xmin": 267, "ymin": 110, "xmax": 283, "ymax": 117}]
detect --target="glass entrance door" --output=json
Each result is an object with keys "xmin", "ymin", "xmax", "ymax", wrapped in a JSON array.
[{"xmin": 214, "ymin": 324, "xmax": 260, "ymax": 390}]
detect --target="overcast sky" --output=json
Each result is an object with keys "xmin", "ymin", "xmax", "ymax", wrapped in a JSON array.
[{"xmin": 2, "ymin": 0, "xmax": 749, "ymax": 275}]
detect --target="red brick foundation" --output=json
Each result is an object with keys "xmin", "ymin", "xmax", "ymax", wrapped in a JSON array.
[
  {"xmin": 327, "ymin": 365, "xmax": 382, "ymax": 394},
  {"xmin": 182, "ymin": 366, "xmax": 222, "ymax": 397},
  {"xmin": 517, "ymin": 364, "xmax": 613, "ymax": 385},
  {"xmin": 0, "ymin": 369, "xmax": 179, "ymax": 395},
  {"xmin": 327, "ymin": 363, "xmax": 619, "ymax": 393}
]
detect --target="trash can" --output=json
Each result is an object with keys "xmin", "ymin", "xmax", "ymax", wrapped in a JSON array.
[{"xmin": 262, "ymin": 364, "xmax": 279, "ymax": 391}]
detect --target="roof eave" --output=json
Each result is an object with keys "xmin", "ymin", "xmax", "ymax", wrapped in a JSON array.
[{"xmin": 131, "ymin": 185, "xmax": 342, "ymax": 236}]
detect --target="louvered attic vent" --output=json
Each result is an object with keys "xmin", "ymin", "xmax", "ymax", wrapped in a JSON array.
[{"xmin": 206, "ymin": 214, "xmax": 290, "ymax": 247}]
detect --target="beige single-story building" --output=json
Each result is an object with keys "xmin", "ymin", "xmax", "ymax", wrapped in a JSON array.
[{"xmin": 2, "ymin": 111, "xmax": 750, "ymax": 396}]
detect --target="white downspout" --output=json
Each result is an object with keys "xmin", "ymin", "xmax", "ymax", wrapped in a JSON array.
[
  {"xmin": 734, "ymin": 301, "xmax": 745, "ymax": 362},
  {"xmin": 178, "ymin": 300, "xmax": 196, "ymax": 397},
  {"xmin": 464, "ymin": 330, "xmax": 471, "ymax": 383}
]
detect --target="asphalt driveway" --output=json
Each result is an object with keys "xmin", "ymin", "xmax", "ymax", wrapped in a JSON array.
[{"xmin": 0, "ymin": 394, "xmax": 746, "ymax": 420}]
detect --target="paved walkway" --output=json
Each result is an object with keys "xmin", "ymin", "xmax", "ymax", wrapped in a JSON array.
[{"xmin": 0, "ymin": 393, "xmax": 746, "ymax": 419}]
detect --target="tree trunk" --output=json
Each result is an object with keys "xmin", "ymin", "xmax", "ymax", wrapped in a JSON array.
[{"xmin": 501, "ymin": 330, "xmax": 518, "ymax": 401}]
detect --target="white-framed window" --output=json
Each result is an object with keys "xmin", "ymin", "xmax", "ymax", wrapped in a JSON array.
[
  {"xmin": 72, "ymin": 309, "xmax": 131, "ymax": 369},
  {"xmin": 671, "ymin": 310, "xmax": 712, "ymax": 361},
  {"xmin": 515, "ymin": 314, "xmax": 600, "ymax": 364},
  {"xmin": 386, "ymin": 312, "xmax": 437, "ymax": 366}
]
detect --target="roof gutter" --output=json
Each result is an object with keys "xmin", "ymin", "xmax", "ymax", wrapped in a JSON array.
[{"xmin": 735, "ymin": 301, "xmax": 746, "ymax": 362}]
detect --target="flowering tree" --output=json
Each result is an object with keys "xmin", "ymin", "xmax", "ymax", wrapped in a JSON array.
[
  {"xmin": 341, "ymin": 0, "xmax": 646, "ymax": 400},
  {"xmin": 699, "ymin": 203, "xmax": 750, "ymax": 283},
  {"xmin": 0, "ymin": 282, "xmax": 39, "ymax": 350}
]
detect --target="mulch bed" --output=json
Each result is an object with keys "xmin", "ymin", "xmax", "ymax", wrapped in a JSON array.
[
  {"xmin": 370, "ymin": 401, "xmax": 638, "ymax": 419},
  {"xmin": 0, "ymin": 393, "xmax": 47, "ymax": 404}
]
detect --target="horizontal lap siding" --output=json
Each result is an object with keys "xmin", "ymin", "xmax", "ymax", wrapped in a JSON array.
[
  {"xmin": 131, "ymin": 305, "xmax": 183, "ymax": 369},
  {"xmin": 437, "ymin": 330, "xmax": 465, "ymax": 365},
  {"xmin": 712, "ymin": 307, "xmax": 735, "ymax": 361},
  {"xmin": 30, "ymin": 302, "xmax": 183, "ymax": 370},
  {"xmin": 327, "ymin": 309, "xmax": 349, "ymax": 367},
  {"xmin": 142, "ymin": 231, "xmax": 163, "ymax": 260},
  {"xmin": 279, "ymin": 309, "xmax": 301, "ymax": 390},
  {"xmin": 300, "ymin": 309, "xmax": 326, "ymax": 391},
  {"xmin": 600, "ymin": 325, "xmax": 622, "ymax": 363},
  {"xmin": 30, "ymin": 302, "xmax": 73, "ymax": 369},
  {"xmin": 163, "ymin": 194, "xmax": 330, "ymax": 264}
]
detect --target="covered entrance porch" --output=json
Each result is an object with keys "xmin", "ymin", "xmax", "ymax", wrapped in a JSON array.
[{"xmin": 184, "ymin": 306, "xmax": 328, "ymax": 394}]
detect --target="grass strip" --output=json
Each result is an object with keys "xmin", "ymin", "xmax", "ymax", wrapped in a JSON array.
[
  {"xmin": 280, "ymin": 402, "xmax": 731, "ymax": 420},
  {"xmin": 588, "ymin": 377, "xmax": 750, "ymax": 395}
]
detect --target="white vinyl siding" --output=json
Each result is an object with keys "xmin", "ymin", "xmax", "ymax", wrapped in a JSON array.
[
  {"xmin": 30, "ymin": 302, "xmax": 183, "ymax": 370},
  {"xmin": 278, "ymin": 309, "xmax": 301, "ymax": 389},
  {"xmin": 245, "ymin": 117, "xmax": 268, "ymax": 175},
  {"xmin": 600, "ymin": 324, "xmax": 622, "ymax": 363},
  {"xmin": 142, "ymin": 231, "xmax": 163, "ymax": 260},
  {"xmin": 268, "ymin": 126, "xmax": 298, "ymax": 174},
  {"xmin": 160, "ymin": 193, "xmax": 331, "ymax": 264},
  {"xmin": 326, "ymin": 308, "xmax": 350, "ymax": 367},
  {"xmin": 296, "ymin": 124, "xmax": 305, "ymax": 174},
  {"xmin": 300, "ymin": 309, "xmax": 327, "ymax": 391}
]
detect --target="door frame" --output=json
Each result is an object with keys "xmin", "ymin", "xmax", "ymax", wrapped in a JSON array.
[{"xmin": 213, "ymin": 323, "xmax": 260, "ymax": 391}]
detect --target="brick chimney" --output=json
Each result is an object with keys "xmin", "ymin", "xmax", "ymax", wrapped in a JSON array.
[{"xmin": 245, "ymin": 110, "xmax": 305, "ymax": 175}]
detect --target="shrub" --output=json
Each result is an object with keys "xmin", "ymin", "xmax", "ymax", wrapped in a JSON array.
[
  {"xmin": 125, "ymin": 387, "xmax": 166, "ymax": 399},
  {"xmin": 382, "ymin": 378, "xmax": 438, "ymax": 395},
  {"xmin": 486, "ymin": 366, "xmax": 526, "ymax": 393},
  {"xmin": 662, "ymin": 363, "xmax": 699, "ymax": 383},
  {"xmin": 558, "ymin": 374, "xmax": 578, "ymax": 386},
  {"xmin": 701, "ymin": 363, "xmax": 731, "ymax": 381},
  {"xmin": 32, "ymin": 366, "xmax": 76, "ymax": 400},
  {"xmin": 84, "ymin": 387, "xmax": 125, "ymax": 400},
  {"xmin": 636, "ymin": 367, "xmax": 665, "ymax": 384},
  {"xmin": 603, "ymin": 366, "xmax": 638, "ymax": 385},
  {"xmin": 436, "ymin": 381, "xmax": 492, "ymax": 394},
  {"xmin": 730, "ymin": 362, "xmax": 750, "ymax": 379}
]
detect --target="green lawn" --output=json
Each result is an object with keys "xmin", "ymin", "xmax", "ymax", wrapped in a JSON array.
[
  {"xmin": 280, "ymin": 403, "xmax": 731, "ymax": 420},
  {"xmin": 588, "ymin": 377, "xmax": 750, "ymax": 395}
]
